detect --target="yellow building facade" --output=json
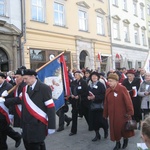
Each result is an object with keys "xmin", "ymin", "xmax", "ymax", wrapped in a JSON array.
[{"xmin": 23, "ymin": 0, "xmax": 111, "ymax": 71}]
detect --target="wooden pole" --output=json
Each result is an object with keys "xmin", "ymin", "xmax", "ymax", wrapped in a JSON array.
[{"xmin": 36, "ymin": 51, "xmax": 65, "ymax": 73}]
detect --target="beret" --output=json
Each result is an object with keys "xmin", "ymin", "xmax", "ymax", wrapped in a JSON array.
[
  {"xmin": 21, "ymin": 69, "xmax": 37, "ymax": 76},
  {"xmin": 108, "ymin": 73, "xmax": 119, "ymax": 81},
  {"xmin": 90, "ymin": 71, "xmax": 100, "ymax": 80},
  {"xmin": 126, "ymin": 69, "xmax": 135, "ymax": 75}
]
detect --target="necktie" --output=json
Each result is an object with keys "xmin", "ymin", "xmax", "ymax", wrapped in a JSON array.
[{"xmin": 28, "ymin": 86, "xmax": 32, "ymax": 94}]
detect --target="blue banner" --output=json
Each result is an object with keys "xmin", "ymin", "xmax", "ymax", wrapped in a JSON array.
[{"xmin": 37, "ymin": 57, "xmax": 64, "ymax": 111}]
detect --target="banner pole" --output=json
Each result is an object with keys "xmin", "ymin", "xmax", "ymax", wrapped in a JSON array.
[{"xmin": 36, "ymin": 51, "xmax": 65, "ymax": 73}]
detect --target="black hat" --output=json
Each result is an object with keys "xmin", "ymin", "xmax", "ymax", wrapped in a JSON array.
[
  {"xmin": 14, "ymin": 69, "xmax": 22, "ymax": 75},
  {"xmin": 90, "ymin": 71, "xmax": 100, "ymax": 80},
  {"xmin": 0, "ymin": 72, "xmax": 6, "ymax": 79},
  {"xmin": 19, "ymin": 66, "xmax": 26, "ymax": 70},
  {"xmin": 21, "ymin": 69, "xmax": 37, "ymax": 76},
  {"xmin": 74, "ymin": 70, "xmax": 83, "ymax": 78},
  {"xmin": 85, "ymin": 69, "xmax": 91, "ymax": 74},
  {"xmin": 99, "ymin": 72, "xmax": 105, "ymax": 77}
]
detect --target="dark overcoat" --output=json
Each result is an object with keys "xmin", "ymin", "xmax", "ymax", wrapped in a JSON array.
[
  {"xmin": 21, "ymin": 79, "xmax": 56, "ymax": 143},
  {"xmin": 0, "ymin": 80, "xmax": 13, "ymax": 120},
  {"xmin": 4, "ymin": 81, "xmax": 26, "ymax": 127},
  {"xmin": 122, "ymin": 77, "xmax": 142, "ymax": 121},
  {"xmin": 103, "ymin": 83, "xmax": 134, "ymax": 141}
]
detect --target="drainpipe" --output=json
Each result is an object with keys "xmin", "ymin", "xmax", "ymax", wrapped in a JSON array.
[
  {"xmin": 107, "ymin": 0, "xmax": 114, "ymax": 69},
  {"xmin": 19, "ymin": 0, "xmax": 26, "ymax": 66}
]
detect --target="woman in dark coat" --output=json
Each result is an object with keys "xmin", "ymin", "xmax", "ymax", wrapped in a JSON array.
[
  {"xmin": 88, "ymin": 72, "xmax": 108, "ymax": 141},
  {"xmin": 122, "ymin": 69, "xmax": 142, "ymax": 124},
  {"xmin": 69, "ymin": 71, "xmax": 89, "ymax": 136}
]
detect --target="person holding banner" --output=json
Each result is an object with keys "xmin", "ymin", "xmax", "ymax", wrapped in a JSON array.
[
  {"xmin": 21, "ymin": 69, "xmax": 56, "ymax": 150},
  {"xmin": 0, "ymin": 72, "xmax": 22, "ymax": 150}
]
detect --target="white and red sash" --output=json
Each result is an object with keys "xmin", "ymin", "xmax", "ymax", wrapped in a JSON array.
[
  {"xmin": 0, "ymin": 103, "xmax": 10, "ymax": 124},
  {"xmin": 14, "ymin": 88, "xmax": 22, "ymax": 118},
  {"xmin": 23, "ymin": 86, "xmax": 48, "ymax": 125}
]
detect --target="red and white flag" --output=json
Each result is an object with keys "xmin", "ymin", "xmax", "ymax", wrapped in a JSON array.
[
  {"xmin": 98, "ymin": 53, "xmax": 102, "ymax": 62},
  {"xmin": 132, "ymin": 86, "xmax": 137, "ymax": 97}
]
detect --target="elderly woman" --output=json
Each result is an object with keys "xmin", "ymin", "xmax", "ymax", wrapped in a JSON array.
[
  {"xmin": 138, "ymin": 72, "xmax": 150, "ymax": 118},
  {"xmin": 122, "ymin": 69, "xmax": 142, "ymax": 125},
  {"xmin": 103, "ymin": 73, "xmax": 134, "ymax": 150},
  {"xmin": 69, "ymin": 71, "xmax": 89, "ymax": 136},
  {"xmin": 87, "ymin": 72, "xmax": 107, "ymax": 141}
]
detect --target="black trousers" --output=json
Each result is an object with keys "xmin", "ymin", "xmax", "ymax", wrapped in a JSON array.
[
  {"xmin": 23, "ymin": 139, "xmax": 46, "ymax": 150},
  {"xmin": 0, "ymin": 119, "xmax": 21, "ymax": 150},
  {"xmin": 56, "ymin": 107, "xmax": 71, "ymax": 128}
]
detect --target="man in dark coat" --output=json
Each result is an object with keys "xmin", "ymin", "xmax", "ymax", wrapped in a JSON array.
[
  {"xmin": 0, "ymin": 72, "xmax": 22, "ymax": 150},
  {"xmin": 21, "ymin": 69, "xmax": 56, "ymax": 150},
  {"xmin": 4, "ymin": 68, "xmax": 26, "ymax": 128}
]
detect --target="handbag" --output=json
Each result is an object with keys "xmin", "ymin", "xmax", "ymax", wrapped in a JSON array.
[
  {"xmin": 125, "ymin": 120, "xmax": 137, "ymax": 131},
  {"xmin": 90, "ymin": 102, "xmax": 104, "ymax": 111}
]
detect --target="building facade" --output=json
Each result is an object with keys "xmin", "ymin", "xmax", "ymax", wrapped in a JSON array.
[
  {"xmin": 0, "ymin": 0, "xmax": 22, "ymax": 71},
  {"xmin": 109, "ymin": 0, "xmax": 149, "ymax": 70},
  {"xmin": 22, "ymin": 0, "xmax": 111, "ymax": 71}
]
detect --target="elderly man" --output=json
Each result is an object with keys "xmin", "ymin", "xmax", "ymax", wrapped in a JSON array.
[{"xmin": 21, "ymin": 69, "xmax": 56, "ymax": 150}]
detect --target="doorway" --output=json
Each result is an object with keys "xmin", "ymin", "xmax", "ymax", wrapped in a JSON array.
[
  {"xmin": 0, "ymin": 48, "xmax": 9, "ymax": 72},
  {"xmin": 79, "ymin": 50, "xmax": 88, "ymax": 69}
]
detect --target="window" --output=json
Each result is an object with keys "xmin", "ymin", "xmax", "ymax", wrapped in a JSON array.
[
  {"xmin": 97, "ymin": 16, "xmax": 105, "ymax": 35},
  {"xmin": 142, "ymin": 30, "xmax": 146, "ymax": 45},
  {"xmin": 31, "ymin": 0, "xmax": 45, "ymax": 22},
  {"xmin": 112, "ymin": 0, "xmax": 118, "ymax": 6},
  {"xmin": 123, "ymin": 0, "xmax": 127, "ymax": 10},
  {"xmin": 79, "ymin": 10, "xmax": 88, "ymax": 31},
  {"xmin": 0, "ymin": 0, "xmax": 5, "ymax": 16},
  {"xmin": 140, "ymin": 6, "xmax": 144, "ymax": 19},
  {"xmin": 128, "ymin": 61, "xmax": 132, "ymax": 69},
  {"xmin": 124, "ymin": 25, "xmax": 129, "ymax": 42},
  {"xmin": 113, "ymin": 22, "xmax": 119, "ymax": 39},
  {"xmin": 147, "ymin": 4, "xmax": 150, "ymax": 15},
  {"xmin": 133, "ymin": 2, "xmax": 137, "ymax": 16},
  {"xmin": 54, "ymin": 2, "xmax": 65, "ymax": 26},
  {"xmin": 134, "ymin": 28, "xmax": 139, "ymax": 44}
]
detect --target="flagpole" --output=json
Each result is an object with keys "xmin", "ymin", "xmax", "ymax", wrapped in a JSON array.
[{"xmin": 36, "ymin": 51, "xmax": 65, "ymax": 72}]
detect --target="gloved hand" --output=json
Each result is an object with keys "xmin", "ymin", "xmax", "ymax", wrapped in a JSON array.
[
  {"xmin": 0, "ymin": 97, "xmax": 5, "ymax": 102},
  {"xmin": 48, "ymin": 129, "xmax": 55, "ymax": 135},
  {"xmin": 1, "ymin": 90, "xmax": 8, "ymax": 97}
]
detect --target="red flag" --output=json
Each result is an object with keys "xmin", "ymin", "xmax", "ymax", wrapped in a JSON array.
[
  {"xmin": 60, "ymin": 55, "xmax": 70, "ymax": 97},
  {"xmin": 98, "ymin": 53, "xmax": 102, "ymax": 62}
]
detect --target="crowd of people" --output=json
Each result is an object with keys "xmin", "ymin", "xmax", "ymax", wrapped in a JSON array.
[{"xmin": 0, "ymin": 66, "xmax": 150, "ymax": 150}]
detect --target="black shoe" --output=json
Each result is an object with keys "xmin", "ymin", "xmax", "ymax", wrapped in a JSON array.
[
  {"xmin": 69, "ymin": 132, "xmax": 76, "ymax": 136},
  {"xmin": 113, "ymin": 141, "xmax": 121, "ymax": 150},
  {"xmin": 15, "ymin": 138, "xmax": 21, "ymax": 148},
  {"xmin": 92, "ymin": 132, "xmax": 101, "ymax": 142},
  {"xmin": 122, "ymin": 138, "xmax": 128, "ymax": 149},
  {"xmin": 57, "ymin": 127, "xmax": 64, "ymax": 132},
  {"xmin": 66, "ymin": 118, "xmax": 72, "ymax": 126},
  {"xmin": 104, "ymin": 130, "xmax": 108, "ymax": 138}
]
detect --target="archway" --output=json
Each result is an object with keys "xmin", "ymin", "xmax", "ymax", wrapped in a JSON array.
[
  {"xmin": 79, "ymin": 50, "xmax": 88, "ymax": 69},
  {"xmin": 0, "ymin": 48, "xmax": 9, "ymax": 72}
]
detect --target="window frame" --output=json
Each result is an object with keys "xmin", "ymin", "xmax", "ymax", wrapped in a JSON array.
[
  {"xmin": 133, "ymin": 2, "xmax": 137, "ymax": 16},
  {"xmin": 0, "ymin": 0, "xmax": 5, "ymax": 16},
  {"xmin": 97, "ymin": 15, "xmax": 105, "ymax": 35},
  {"xmin": 31, "ymin": 0, "xmax": 45, "ymax": 22},
  {"xmin": 123, "ymin": 0, "xmax": 127, "ymax": 11},
  {"xmin": 54, "ymin": 1, "xmax": 66, "ymax": 26},
  {"xmin": 78, "ymin": 8, "xmax": 88, "ymax": 31},
  {"xmin": 123, "ymin": 24, "xmax": 130, "ymax": 42},
  {"xmin": 141, "ymin": 30, "xmax": 146, "ymax": 46},
  {"xmin": 134, "ymin": 27, "xmax": 139, "ymax": 44},
  {"xmin": 113, "ymin": 21, "xmax": 120, "ymax": 40},
  {"xmin": 112, "ymin": 0, "xmax": 118, "ymax": 6}
]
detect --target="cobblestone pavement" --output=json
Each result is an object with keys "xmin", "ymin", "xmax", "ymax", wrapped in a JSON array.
[{"xmin": 7, "ymin": 107, "xmax": 142, "ymax": 150}]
